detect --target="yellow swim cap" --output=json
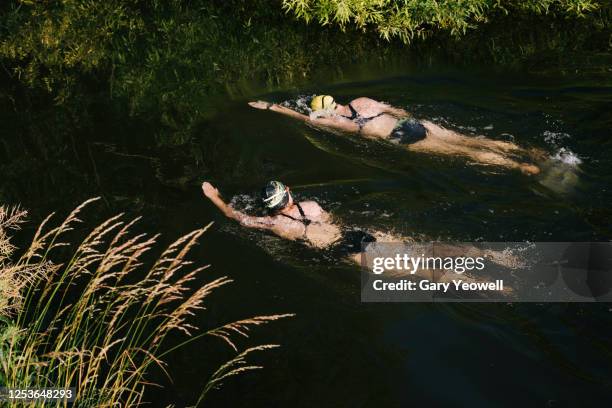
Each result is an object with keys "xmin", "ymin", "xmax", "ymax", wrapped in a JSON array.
[{"xmin": 311, "ymin": 95, "xmax": 337, "ymax": 111}]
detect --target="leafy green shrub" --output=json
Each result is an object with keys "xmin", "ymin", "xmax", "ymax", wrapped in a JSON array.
[
  {"xmin": 0, "ymin": 0, "xmax": 393, "ymax": 146},
  {"xmin": 282, "ymin": 0, "xmax": 600, "ymax": 43}
]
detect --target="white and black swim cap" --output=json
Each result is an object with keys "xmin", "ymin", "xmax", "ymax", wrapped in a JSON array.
[{"xmin": 262, "ymin": 180, "xmax": 289, "ymax": 210}]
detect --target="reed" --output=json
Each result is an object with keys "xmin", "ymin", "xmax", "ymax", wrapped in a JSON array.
[{"xmin": 0, "ymin": 198, "xmax": 292, "ymax": 407}]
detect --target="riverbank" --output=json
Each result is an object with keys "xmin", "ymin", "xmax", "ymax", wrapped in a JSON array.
[
  {"xmin": 2, "ymin": 1, "xmax": 610, "ymax": 114},
  {"xmin": 1, "ymin": 1, "xmax": 610, "ymax": 209}
]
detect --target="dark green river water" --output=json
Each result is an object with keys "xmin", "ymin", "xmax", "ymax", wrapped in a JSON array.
[{"xmin": 2, "ymin": 63, "xmax": 612, "ymax": 406}]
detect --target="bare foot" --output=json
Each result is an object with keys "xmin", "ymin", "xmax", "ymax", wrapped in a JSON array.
[{"xmin": 520, "ymin": 164, "xmax": 540, "ymax": 175}]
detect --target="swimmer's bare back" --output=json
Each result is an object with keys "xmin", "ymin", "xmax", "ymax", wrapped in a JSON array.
[{"xmin": 248, "ymin": 98, "xmax": 542, "ymax": 175}]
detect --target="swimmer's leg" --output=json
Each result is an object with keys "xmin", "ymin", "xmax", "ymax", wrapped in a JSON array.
[
  {"xmin": 438, "ymin": 133, "xmax": 541, "ymax": 171},
  {"xmin": 416, "ymin": 122, "xmax": 542, "ymax": 174},
  {"xmin": 455, "ymin": 136, "xmax": 524, "ymax": 153},
  {"xmin": 420, "ymin": 122, "xmax": 523, "ymax": 153},
  {"xmin": 473, "ymin": 151, "xmax": 540, "ymax": 175},
  {"xmin": 410, "ymin": 139, "xmax": 540, "ymax": 174}
]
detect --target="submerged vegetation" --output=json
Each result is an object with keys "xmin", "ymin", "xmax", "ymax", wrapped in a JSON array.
[{"xmin": 0, "ymin": 200, "xmax": 291, "ymax": 406}]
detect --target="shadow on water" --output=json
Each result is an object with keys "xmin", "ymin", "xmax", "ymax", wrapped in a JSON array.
[{"xmin": 3, "ymin": 66, "xmax": 612, "ymax": 406}]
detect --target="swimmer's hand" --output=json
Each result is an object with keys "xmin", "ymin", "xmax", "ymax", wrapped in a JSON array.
[
  {"xmin": 248, "ymin": 100, "xmax": 272, "ymax": 110},
  {"xmin": 202, "ymin": 182, "xmax": 220, "ymax": 199}
]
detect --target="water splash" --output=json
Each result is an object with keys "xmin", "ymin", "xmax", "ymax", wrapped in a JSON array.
[
  {"xmin": 551, "ymin": 147, "xmax": 582, "ymax": 166},
  {"xmin": 543, "ymin": 130, "xmax": 571, "ymax": 146},
  {"xmin": 229, "ymin": 193, "xmax": 260, "ymax": 213},
  {"xmin": 542, "ymin": 130, "xmax": 582, "ymax": 166},
  {"xmin": 537, "ymin": 155, "xmax": 581, "ymax": 195},
  {"xmin": 281, "ymin": 94, "xmax": 314, "ymax": 114},
  {"xmin": 533, "ymin": 130, "xmax": 582, "ymax": 194}
]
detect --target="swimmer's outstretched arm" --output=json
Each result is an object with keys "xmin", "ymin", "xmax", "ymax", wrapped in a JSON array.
[
  {"xmin": 202, "ymin": 182, "xmax": 276, "ymax": 230},
  {"xmin": 249, "ymin": 101, "xmax": 310, "ymax": 122},
  {"xmin": 248, "ymin": 100, "xmax": 359, "ymax": 133}
]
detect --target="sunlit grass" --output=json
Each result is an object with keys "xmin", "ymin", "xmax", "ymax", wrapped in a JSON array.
[{"xmin": 0, "ymin": 198, "xmax": 292, "ymax": 407}]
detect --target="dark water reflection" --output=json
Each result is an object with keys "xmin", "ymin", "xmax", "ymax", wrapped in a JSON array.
[{"xmin": 2, "ymin": 66, "xmax": 612, "ymax": 406}]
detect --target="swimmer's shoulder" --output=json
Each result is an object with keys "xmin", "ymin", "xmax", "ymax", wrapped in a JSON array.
[
  {"xmin": 298, "ymin": 201, "xmax": 327, "ymax": 216},
  {"xmin": 350, "ymin": 97, "xmax": 378, "ymax": 109}
]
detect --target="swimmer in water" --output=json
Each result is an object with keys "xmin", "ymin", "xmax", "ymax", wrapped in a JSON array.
[
  {"xmin": 202, "ymin": 180, "xmax": 516, "ymax": 274},
  {"xmin": 201, "ymin": 180, "xmax": 523, "ymax": 287},
  {"xmin": 202, "ymin": 180, "xmax": 377, "ymax": 263},
  {"xmin": 248, "ymin": 95, "xmax": 542, "ymax": 175}
]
